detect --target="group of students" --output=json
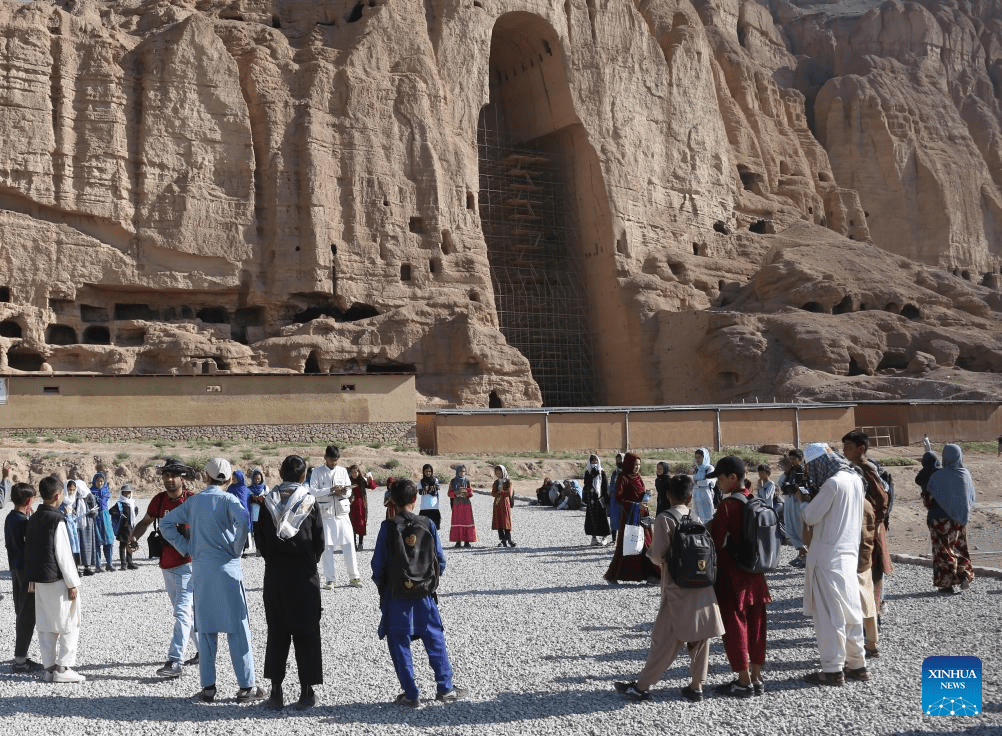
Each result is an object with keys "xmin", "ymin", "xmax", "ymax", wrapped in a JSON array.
[{"xmin": 55, "ymin": 474, "xmax": 139, "ymax": 576}]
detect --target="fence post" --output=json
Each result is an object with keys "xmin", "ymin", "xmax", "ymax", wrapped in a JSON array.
[
  {"xmin": 715, "ymin": 408, "xmax": 722, "ymax": 451},
  {"xmin": 794, "ymin": 406, "xmax": 801, "ymax": 447},
  {"xmin": 624, "ymin": 410, "xmax": 630, "ymax": 451},
  {"xmin": 543, "ymin": 411, "xmax": 550, "ymax": 453}
]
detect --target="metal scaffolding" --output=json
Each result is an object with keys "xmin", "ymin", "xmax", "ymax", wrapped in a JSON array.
[{"xmin": 477, "ymin": 103, "xmax": 597, "ymax": 407}]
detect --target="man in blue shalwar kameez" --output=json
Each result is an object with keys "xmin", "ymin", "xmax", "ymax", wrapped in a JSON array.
[{"xmin": 161, "ymin": 457, "xmax": 263, "ymax": 703}]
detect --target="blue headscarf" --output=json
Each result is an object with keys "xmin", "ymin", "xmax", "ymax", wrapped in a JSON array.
[
  {"xmin": 227, "ymin": 469, "xmax": 252, "ymax": 524},
  {"xmin": 248, "ymin": 466, "xmax": 268, "ymax": 497},
  {"xmin": 926, "ymin": 444, "xmax": 975, "ymax": 526}
]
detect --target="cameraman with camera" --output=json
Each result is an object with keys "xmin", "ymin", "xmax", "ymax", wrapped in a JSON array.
[
  {"xmin": 781, "ymin": 449, "xmax": 811, "ymax": 568},
  {"xmin": 129, "ymin": 458, "xmax": 198, "ymax": 679}
]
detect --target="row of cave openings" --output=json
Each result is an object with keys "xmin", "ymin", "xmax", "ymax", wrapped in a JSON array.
[{"xmin": 801, "ymin": 296, "xmax": 922, "ymax": 320}]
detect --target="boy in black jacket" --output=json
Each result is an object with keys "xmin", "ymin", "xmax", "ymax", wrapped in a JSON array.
[{"xmin": 5, "ymin": 482, "xmax": 40, "ymax": 673}]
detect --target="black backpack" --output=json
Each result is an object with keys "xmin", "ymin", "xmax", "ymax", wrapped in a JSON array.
[
  {"xmin": 726, "ymin": 494, "xmax": 780, "ymax": 574},
  {"xmin": 665, "ymin": 509, "xmax": 716, "ymax": 588},
  {"xmin": 386, "ymin": 512, "xmax": 440, "ymax": 600}
]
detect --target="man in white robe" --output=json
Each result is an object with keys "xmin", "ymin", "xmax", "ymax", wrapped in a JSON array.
[
  {"xmin": 799, "ymin": 443, "xmax": 867, "ymax": 686},
  {"xmin": 25, "ymin": 475, "xmax": 84, "ymax": 683},
  {"xmin": 308, "ymin": 445, "xmax": 360, "ymax": 588}
]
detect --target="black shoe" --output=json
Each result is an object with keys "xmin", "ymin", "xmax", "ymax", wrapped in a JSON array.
[
  {"xmin": 12, "ymin": 658, "xmax": 44, "ymax": 673},
  {"xmin": 938, "ymin": 586, "xmax": 958, "ymax": 595},
  {"xmin": 752, "ymin": 680, "xmax": 764, "ymax": 696},
  {"xmin": 193, "ymin": 685, "xmax": 216, "ymax": 703},
  {"xmin": 464, "ymin": 542, "xmax": 471, "ymax": 548},
  {"xmin": 680, "ymin": 685, "xmax": 703, "ymax": 702},
  {"xmin": 82, "ymin": 567, "xmax": 94, "ymax": 576},
  {"xmin": 613, "ymin": 681, "xmax": 650, "ymax": 701},
  {"xmin": 127, "ymin": 563, "xmax": 139, "ymax": 570},
  {"xmin": 156, "ymin": 660, "xmax": 182, "ymax": 678},
  {"xmin": 93, "ymin": 566, "xmax": 102, "ymax": 574},
  {"xmin": 455, "ymin": 542, "xmax": 462, "ymax": 549},
  {"xmin": 184, "ymin": 652, "xmax": 199, "ymax": 666},
  {"xmin": 715, "ymin": 679, "xmax": 754, "ymax": 698},
  {"xmin": 395, "ymin": 693, "xmax": 421, "ymax": 709},
  {"xmin": 105, "ymin": 564, "xmax": 115, "ymax": 572},
  {"xmin": 293, "ymin": 690, "xmax": 317, "ymax": 711},
  {"xmin": 263, "ymin": 687, "xmax": 283, "ymax": 711},
  {"xmin": 508, "ymin": 540, "xmax": 516, "ymax": 548}
]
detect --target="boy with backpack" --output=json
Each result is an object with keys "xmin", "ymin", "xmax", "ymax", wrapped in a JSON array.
[
  {"xmin": 614, "ymin": 474, "xmax": 724, "ymax": 702},
  {"xmin": 6, "ymin": 482, "xmax": 42, "ymax": 673},
  {"xmin": 371, "ymin": 479, "xmax": 466, "ymax": 708},
  {"xmin": 707, "ymin": 456, "xmax": 772, "ymax": 698}
]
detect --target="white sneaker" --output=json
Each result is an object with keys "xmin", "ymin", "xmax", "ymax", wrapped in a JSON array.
[{"xmin": 52, "ymin": 667, "xmax": 86, "ymax": 683}]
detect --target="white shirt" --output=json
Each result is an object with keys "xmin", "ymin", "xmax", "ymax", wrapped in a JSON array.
[{"xmin": 309, "ymin": 463, "xmax": 352, "ymax": 518}]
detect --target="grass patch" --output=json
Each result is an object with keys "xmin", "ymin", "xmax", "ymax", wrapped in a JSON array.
[
  {"xmin": 43, "ymin": 435, "xmax": 55, "ymax": 443},
  {"xmin": 185, "ymin": 455, "xmax": 210, "ymax": 472},
  {"xmin": 958, "ymin": 442, "xmax": 997, "ymax": 455},
  {"xmin": 61, "ymin": 433, "xmax": 85, "ymax": 443},
  {"xmin": 114, "ymin": 452, "xmax": 130, "ymax": 463},
  {"xmin": 879, "ymin": 456, "xmax": 917, "ymax": 467},
  {"xmin": 384, "ymin": 458, "xmax": 400, "ymax": 470},
  {"xmin": 27, "ymin": 437, "xmax": 37, "ymax": 445},
  {"xmin": 241, "ymin": 450, "xmax": 255, "ymax": 461},
  {"xmin": 368, "ymin": 441, "xmax": 383, "ymax": 449}
]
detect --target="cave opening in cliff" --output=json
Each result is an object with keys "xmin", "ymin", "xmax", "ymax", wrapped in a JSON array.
[
  {"xmin": 7, "ymin": 347, "xmax": 43, "ymax": 371},
  {"xmin": 0, "ymin": 320, "xmax": 22, "ymax": 338},
  {"xmin": 45, "ymin": 324, "xmax": 77, "ymax": 345},
  {"xmin": 479, "ymin": 12, "xmax": 629, "ymax": 406}
]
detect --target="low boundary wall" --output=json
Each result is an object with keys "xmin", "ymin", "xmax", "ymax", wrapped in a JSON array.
[
  {"xmin": 0, "ymin": 374, "xmax": 416, "ymax": 428},
  {"xmin": 418, "ymin": 404, "xmax": 856, "ymax": 454}
]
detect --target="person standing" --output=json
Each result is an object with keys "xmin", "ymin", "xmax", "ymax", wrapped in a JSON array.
[
  {"xmin": 491, "ymin": 465, "xmax": 516, "ymax": 548},
  {"xmin": 604, "ymin": 453, "xmax": 657, "ymax": 585},
  {"xmin": 308, "ymin": 446, "xmax": 361, "ymax": 589},
  {"xmin": 691, "ymin": 448, "xmax": 715, "ymax": 524},
  {"xmin": 841, "ymin": 432, "xmax": 893, "ymax": 619},
  {"xmin": 89, "ymin": 472, "xmax": 115, "ymax": 573},
  {"xmin": 447, "ymin": 466, "xmax": 476, "ymax": 549},
  {"xmin": 583, "ymin": 455, "xmax": 611, "ymax": 546},
  {"xmin": 707, "ymin": 456, "xmax": 771, "ymax": 697},
  {"xmin": 799, "ymin": 443, "xmax": 867, "ymax": 686},
  {"xmin": 109, "ymin": 484, "xmax": 140, "ymax": 571},
  {"xmin": 6, "ymin": 482, "xmax": 41, "ymax": 673},
  {"xmin": 614, "ymin": 474, "xmax": 725, "ymax": 702},
  {"xmin": 607, "ymin": 452, "xmax": 625, "ymax": 542},
  {"xmin": 418, "ymin": 464, "xmax": 442, "ymax": 530},
  {"xmin": 924, "ymin": 444, "xmax": 976, "ymax": 594},
  {"xmin": 372, "ymin": 479, "xmax": 466, "ymax": 707},
  {"xmin": 348, "ymin": 464, "xmax": 376, "ymax": 551},
  {"xmin": 25, "ymin": 475, "xmax": 84, "ymax": 683},
  {"xmin": 782, "ymin": 449, "xmax": 810, "ymax": 568},
  {"xmin": 255, "ymin": 455, "xmax": 324, "ymax": 711},
  {"xmin": 130, "ymin": 459, "xmax": 199, "ymax": 678},
  {"xmin": 161, "ymin": 458, "xmax": 263, "ymax": 703}
]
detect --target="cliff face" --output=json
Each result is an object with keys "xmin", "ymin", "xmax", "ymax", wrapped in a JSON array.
[{"xmin": 0, "ymin": 0, "xmax": 1000, "ymax": 408}]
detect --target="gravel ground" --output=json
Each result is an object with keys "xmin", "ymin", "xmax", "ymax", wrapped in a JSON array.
[{"xmin": 0, "ymin": 493, "xmax": 999, "ymax": 735}]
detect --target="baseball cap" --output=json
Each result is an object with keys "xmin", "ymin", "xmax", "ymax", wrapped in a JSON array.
[
  {"xmin": 204, "ymin": 457, "xmax": 233, "ymax": 484},
  {"xmin": 707, "ymin": 455, "xmax": 746, "ymax": 479}
]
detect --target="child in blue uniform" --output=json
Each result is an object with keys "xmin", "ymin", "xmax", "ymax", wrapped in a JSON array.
[{"xmin": 371, "ymin": 479, "xmax": 466, "ymax": 708}]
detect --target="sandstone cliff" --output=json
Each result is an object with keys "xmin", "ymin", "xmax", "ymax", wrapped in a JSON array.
[{"xmin": 0, "ymin": 0, "xmax": 1000, "ymax": 408}]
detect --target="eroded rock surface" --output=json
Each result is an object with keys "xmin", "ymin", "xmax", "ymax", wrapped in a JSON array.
[{"xmin": 0, "ymin": 0, "xmax": 1001, "ymax": 407}]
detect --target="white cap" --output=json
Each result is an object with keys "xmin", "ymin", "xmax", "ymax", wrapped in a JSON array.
[
  {"xmin": 803, "ymin": 443, "xmax": 830, "ymax": 464},
  {"xmin": 204, "ymin": 457, "xmax": 232, "ymax": 484}
]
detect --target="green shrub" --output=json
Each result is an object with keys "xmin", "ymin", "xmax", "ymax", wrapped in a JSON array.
[
  {"xmin": 62, "ymin": 433, "xmax": 84, "ymax": 444},
  {"xmin": 114, "ymin": 452, "xmax": 129, "ymax": 463},
  {"xmin": 384, "ymin": 458, "xmax": 400, "ymax": 470}
]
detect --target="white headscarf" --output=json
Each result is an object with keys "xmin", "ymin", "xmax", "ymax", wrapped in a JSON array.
[
  {"xmin": 118, "ymin": 484, "xmax": 140, "ymax": 520},
  {"xmin": 64, "ymin": 479, "xmax": 80, "ymax": 505},
  {"xmin": 264, "ymin": 482, "xmax": 317, "ymax": 540}
]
